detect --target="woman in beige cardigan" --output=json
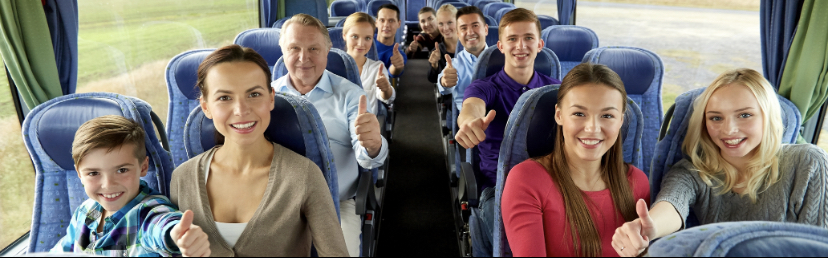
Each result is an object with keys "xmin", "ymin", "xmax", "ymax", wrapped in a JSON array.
[{"xmin": 169, "ymin": 44, "xmax": 349, "ymax": 257}]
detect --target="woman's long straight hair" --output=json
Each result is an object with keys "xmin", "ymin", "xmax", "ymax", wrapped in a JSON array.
[{"xmin": 535, "ymin": 63, "xmax": 638, "ymax": 257}]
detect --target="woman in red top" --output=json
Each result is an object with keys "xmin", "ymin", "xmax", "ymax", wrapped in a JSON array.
[{"xmin": 502, "ymin": 63, "xmax": 651, "ymax": 257}]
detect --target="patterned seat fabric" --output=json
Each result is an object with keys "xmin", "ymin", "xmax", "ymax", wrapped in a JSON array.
[
  {"xmin": 23, "ymin": 93, "xmax": 174, "ymax": 252},
  {"xmin": 492, "ymin": 85, "xmax": 644, "ymax": 257},
  {"xmin": 582, "ymin": 46, "xmax": 664, "ymax": 174},
  {"xmin": 165, "ymin": 49, "xmax": 215, "ymax": 167},
  {"xmin": 649, "ymin": 221, "xmax": 828, "ymax": 257},
  {"xmin": 541, "ymin": 25, "xmax": 599, "ymax": 76}
]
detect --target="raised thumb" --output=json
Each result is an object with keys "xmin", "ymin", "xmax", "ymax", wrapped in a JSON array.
[
  {"xmin": 393, "ymin": 43, "xmax": 400, "ymax": 54},
  {"xmin": 435, "ymin": 42, "xmax": 440, "ymax": 53},
  {"xmin": 445, "ymin": 54, "xmax": 453, "ymax": 68},
  {"xmin": 358, "ymin": 95, "xmax": 368, "ymax": 114},
  {"xmin": 482, "ymin": 110, "xmax": 496, "ymax": 128},
  {"xmin": 636, "ymin": 199, "xmax": 652, "ymax": 225},
  {"xmin": 377, "ymin": 63, "xmax": 385, "ymax": 77},
  {"xmin": 176, "ymin": 210, "xmax": 194, "ymax": 236}
]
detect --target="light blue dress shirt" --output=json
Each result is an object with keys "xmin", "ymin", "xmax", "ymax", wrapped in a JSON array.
[
  {"xmin": 272, "ymin": 70, "xmax": 389, "ymax": 199},
  {"xmin": 436, "ymin": 45, "xmax": 487, "ymax": 111}
]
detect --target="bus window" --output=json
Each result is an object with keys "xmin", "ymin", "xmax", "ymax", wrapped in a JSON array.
[
  {"xmin": 573, "ymin": 0, "xmax": 761, "ymax": 113},
  {"xmin": 515, "ymin": 0, "xmax": 558, "ymax": 19},
  {"xmin": 0, "ymin": 54, "xmax": 36, "ymax": 250},
  {"xmin": 75, "ymin": 0, "xmax": 259, "ymax": 123},
  {"xmin": 817, "ymin": 106, "xmax": 828, "ymax": 152}
]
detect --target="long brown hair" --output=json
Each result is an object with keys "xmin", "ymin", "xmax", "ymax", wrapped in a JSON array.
[
  {"xmin": 196, "ymin": 44, "xmax": 272, "ymax": 145},
  {"xmin": 534, "ymin": 63, "xmax": 637, "ymax": 256}
]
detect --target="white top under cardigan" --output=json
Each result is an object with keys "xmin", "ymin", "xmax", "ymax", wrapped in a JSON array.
[{"xmin": 204, "ymin": 150, "xmax": 247, "ymax": 247}]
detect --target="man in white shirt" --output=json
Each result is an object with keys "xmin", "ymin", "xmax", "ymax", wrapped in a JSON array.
[{"xmin": 272, "ymin": 14, "xmax": 389, "ymax": 257}]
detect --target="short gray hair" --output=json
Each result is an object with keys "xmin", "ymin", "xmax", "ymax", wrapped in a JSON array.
[{"xmin": 280, "ymin": 13, "xmax": 332, "ymax": 49}]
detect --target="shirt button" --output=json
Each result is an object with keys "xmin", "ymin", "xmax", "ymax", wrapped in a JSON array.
[{"xmin": 522, "ymin": 87, "xmax": 528, "ymax": 91}]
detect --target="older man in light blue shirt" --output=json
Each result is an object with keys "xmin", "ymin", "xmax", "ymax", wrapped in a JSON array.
[
  {"xmin": 272, "ymin": 14, "xmax": 387, "ymax": 257},
  {"xmin": 437, "ymin": 7, "xmax": 490, "ymax": 111}
]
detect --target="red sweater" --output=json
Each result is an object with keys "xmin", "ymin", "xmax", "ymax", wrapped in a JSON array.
[{"xmin": 502, "ymin": 160, "xmax": 650, "ymax": 257}]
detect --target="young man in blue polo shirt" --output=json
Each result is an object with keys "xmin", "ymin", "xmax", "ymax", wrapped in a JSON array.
[
  {"xmin": 375, "ymin": 4, "xmax": 407, "ymax": 78},
  {"xmin": 454, "ymin": 8, "xmax": 562, "ymax": 257}
]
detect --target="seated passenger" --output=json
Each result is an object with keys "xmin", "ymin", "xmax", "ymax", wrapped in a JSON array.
[
  {"xmin": 171, "ymin": 44, "xmax": 348, "ymax": 256},
  {"xmin": 273, "ymin": 14, "xmax": 389, "ymax": 257},
  {"xmin": 455, "ymin": 8, "xmax": 562, "ymax": 257},
  {"xmin": 502, "ymin": 63, "xmax": 650, "ymax": 257},
  {"xmin": 437, "ymin": 6, "xmax": 490, "ymax": 111},
  {"xmin": 52, "ymin": 115, "xmax": 210, "ymax": 257},
  {"xmin": 342, "ymin": 12, "xmax": 396, "ymax": 114},
  {"xmin": 612, "ymin": 68, "xmax": 828, "ymax": 257},
  {"xmin": 427, "ymin": 4, "xmax": 458, "ymax": 84},
  {"xmin": 375, "ymin": 4, "xmax": 407, "ymax": 78},
  {"xmin": 406, "ymin": 7, "xmax": 442, "ymax": 56}
]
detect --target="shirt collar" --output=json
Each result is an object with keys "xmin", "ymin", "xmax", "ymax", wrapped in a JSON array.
[
  {"xmin": 281, "ymin": 71, "xmax": 332, "ymax": 95},
  {"xmin": 84, "ymin": 180, "xmax": 155, "ymax": 226},
  {"xmin": 499, "ymin": 69, "xmax": 539, "ymax": 91},
  {"xmin": 462, "ymin": 44, "xmax": 488, "ymax": 60}
]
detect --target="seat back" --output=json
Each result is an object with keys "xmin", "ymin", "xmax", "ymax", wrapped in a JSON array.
[
  {"xmin": 649, "ymin": 87, "xmax": 801, "ymax": 213},
  {"xmin": 476, "ymin": 0, "xmax": 498, "ymax": 9},
  {"xmin": 336, "ymin": 18, "xmax": 348, "ymax": 27},
  {"xmin": 483, "ymin": 2, "xmax": 512, "ymax": 19},
  {"xmin": 472, "ymin": 45, "xmax": 561, "ymax": 81},
  {"xmin": 23, "ymin": 93, "xmax": 175, "ymax": 253},
  {"xmin": 165, "ymin": 49, "xmax": 215, "ymax": 167},
  {"xmin": 406, "ymin": 0, "xmax": 427, "ymax": 23},
  {"xmin": 331, "ymin": 0, "xmax": 361, "ymax": 16},
  {"xmin": 454, "ymin": 26, "xmax": 499, "ymax": 54},
  {"xmin": 492, "ymin": 85, "xmax": 644, "ymax": 257},
  {"xmin": 537, "ymin": 15, "xmax": 559, "ymax": 30},
  {"xmin": 329, "ymin": 27, "xmax": 380, "ymax": 60},
  {"xmin": 649, "ymin": 221, "xmax": 828, "ymax": 257},
  {"xmin": 541, "ymin": 25, "xmax": 599, "ymax": 76},
  {"xmin": 494, "ymin": 7, "xmax": 517, "ymax": 23},
  {"xmin": 284, "ymin": 0, "xmax": 329, "ymax": 25},
  {"xmin": 272, "ymin": 17, "xmax": 290, "ymax": 28},
  {"xmin": 447, "ymin": 1, "xmax": 469, "ymax": 9},
  {"xmin": 582, "ymin": 46, "xmax": 664, "ymax": 174},
  {"xmin": 272, "ymin": 48, "xmax": 362, "ymax": 86},
  {"xmin": 484, "ymin": 14, "xmax": 498, "ymax": 26},
  {"xmin": 233, "ymin": 28, "xmax": 283, "ymax": 69},
  {"xmin": 367, "ymin": 0, "xmax": 395, "ymax": 16},
  {"xmin": 183, "ymin": 93, "xmax": 340, "ymax": 217}
]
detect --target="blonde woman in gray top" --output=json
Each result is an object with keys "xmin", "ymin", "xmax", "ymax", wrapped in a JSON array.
[
  {"xmin": 169, "ymin": 45, "xmax": 348, "ymax": 256},
  {"xmin": 611, "ymin": 68, "xmax": 828, "ymax": 257}
]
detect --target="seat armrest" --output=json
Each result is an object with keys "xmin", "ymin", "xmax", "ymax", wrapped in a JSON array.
[
  {"xmin": 459, "ymin": 155, "xmax": 479, "ymax": 208},
  {"xmin": 355, "ymin": 168, "xmax": 377, "ymax": 216}
]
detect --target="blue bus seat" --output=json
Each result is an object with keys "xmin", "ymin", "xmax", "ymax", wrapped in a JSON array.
[
  {"xmin": 541, "ymin": 25, "xmax": 599, "ymax": 76},
  {"xmin": 367, "ymin": 0, "xmax": 394, "ymax": 17},
  {"xmin": 23, "ymin": 93, "xmax": 175, "ymax": 253},
  {"xmin": 405, "ymin": 0, "xmax": 428, "ymax": 33},
  {"xmin": 649, "ymin": 87, "xmax": 801, "ymax": 227},
  {"xmin": 328, "ymin": 27, "xmax": 380, "ymax": 61},
  {"xmin": 494, "ymin": 7, "xmax": 517, "ymax": 23},
  {"xmin": 233, "ymin": 28, "xmax": 283, "ymax": 70},
  {"xmin": 165, "ymin": 49, "xmax": 215, "ymax": 167},
  {"xmin": 285, "ymin": 0, "xmax": 329, "ymax": 26},
  {"xmin": 582, "ymin": 46, "xmax": 664, "ymax": 174},
  {"xmin": 649, "ymin": 221, "xmax": 828, "ymax": 257},
  {"xmin": 475, "ymin": 0, "xmax": 498, "ymax": 10},
  {"xmin": 483, "ymin": 2, "xmax": 512, "ymax": 20},
  {"xmin": 484, "ymin": 14, "xmax": 498, "ymax": 26},
  {"xmin": 271, "ymin": 17, "xmax": 290, "ymax": 28},
  {"xmin": 331, "ymin": 0, "xmax": 361, "ymax": 17},
  {"xmin": 336, "ymin": 17, "xmax": 348, "ymax": 27},
  {"xmin": 537, "ymin": 15, "xmax": 559, "ymax": 29},
  {"xmin": 492, "ymin": 85, "xmax": 644, "ymax": 257}
]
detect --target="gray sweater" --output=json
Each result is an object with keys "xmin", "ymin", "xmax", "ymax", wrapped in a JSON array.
[
  {"xmin": 170, "ymin": 144, "xmax": 349, "ymax": 257},
  {"xmin": 656, "ymin": 144, "xmax": 828, "ymax": 228}
]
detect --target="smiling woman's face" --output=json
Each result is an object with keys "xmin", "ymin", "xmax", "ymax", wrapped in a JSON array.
[
  {"xmin": 704, "ymin": 83, "xmax": 764, "ymax": 165},
  {"xmin": 200, "ymin": 61, "xmax": 274, "ymax": 146},
  {"xmin": 555, "ymin": 83, "xmax": 625, "ymax": 163}
]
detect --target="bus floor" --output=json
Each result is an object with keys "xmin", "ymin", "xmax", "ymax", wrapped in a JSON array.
[{"xmin": 376, "ymin": 59, "xmax": 460, "ymax": 256}]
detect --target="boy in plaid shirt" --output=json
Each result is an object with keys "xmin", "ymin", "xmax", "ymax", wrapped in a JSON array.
[{"xmin": 51, "ymin": 115, "xmax": 210, "ymax": 257}]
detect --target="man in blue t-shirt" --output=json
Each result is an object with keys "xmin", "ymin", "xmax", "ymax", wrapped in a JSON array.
[
  {"xmin": 454, "ymin": 8, "xmax": 562, "ymax": 257},
  {"xmin": 375, "ymin": 4, "xmax": 407, "ymax": 78}
]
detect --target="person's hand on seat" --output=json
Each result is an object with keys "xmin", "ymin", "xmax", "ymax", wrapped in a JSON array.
[{"xmin": 455, "ymin": 110, "xmax": 495, "ymax": 149}]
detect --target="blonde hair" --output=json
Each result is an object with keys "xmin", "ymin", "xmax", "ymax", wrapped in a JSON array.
[
  {"xmin": 72, "ymin": 115, "xmax": 147, "ymax": 168},
  {"xmin": 682, "ymin": 68, "xmax": 784, "ymax": 202},
  {"xmin": 437, "ymin": 4, "xmax": 457, "ymax": 17},
  {"xmin": 342, "ymin": 12, "xmax": 376, "ymax": 35},
  {"xmin": 498, "ymin": 8, "xmax": 542, "ymax": 40},
  {"xmin": 280, "ymin": 13, "xmax": 332, "ymax": 49}
]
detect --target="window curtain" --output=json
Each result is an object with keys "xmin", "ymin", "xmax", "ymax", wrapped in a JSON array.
[
  {"xmin": 777, "ymin": 0, "xmax": 828, "ymax": 138},
  {"xmin": 0, "ymin": 0, "xmax": 63, "ymax": 110},
  {"xmin": 760, "ymin": 0, "xmax": 802, "ymax": 89},
  {"xmin": 43, "ymin": 0, "xmax": 78, "ymax": 95},
  {"xmin": 557, "ymin": 0, "xmax": 576, "ymax": 25},
  {"xmin": 261, "ymin": 0, "xmax": 280, "ymax": 28}
]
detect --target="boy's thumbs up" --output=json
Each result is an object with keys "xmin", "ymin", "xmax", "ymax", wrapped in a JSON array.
[{"xmin": 171, "ymin": 210, "xmax": 194, "ymax": 239}]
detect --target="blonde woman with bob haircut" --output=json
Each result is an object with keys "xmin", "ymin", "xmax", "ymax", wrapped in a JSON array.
[
  {"xmin": 502, "ymin": 63, "xmax": 650, "ymax": 257},
  {"xmin": 611, "ymin": 68, "xmax": 828, "ymax": 257},
  {"xmin": 341, "ymin": 12, "xmax": 396, "ymax": 114}
]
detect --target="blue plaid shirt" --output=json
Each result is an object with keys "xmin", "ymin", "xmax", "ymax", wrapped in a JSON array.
[{"xmin": 50, "ymin": 180, "xmax": 183, "ymax": 257}]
